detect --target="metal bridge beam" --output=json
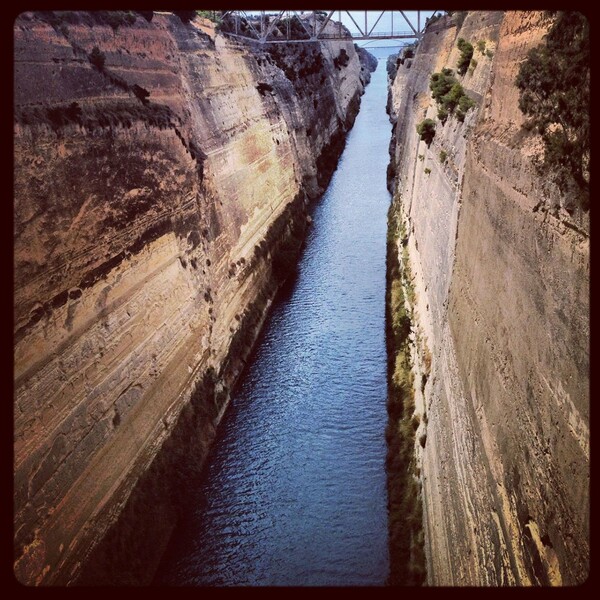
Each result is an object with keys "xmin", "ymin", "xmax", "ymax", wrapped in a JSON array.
[{"xmin": 220, "ymin": 10, "xmax": 435, "ymax": 44}]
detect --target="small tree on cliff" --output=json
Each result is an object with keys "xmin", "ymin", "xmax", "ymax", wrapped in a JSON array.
[
  {"xmin": 89, "ymin": 46, "xmax": 106, "ymax": 70},
  {"xmin": 430, "ymin": 69, "xmax": 475, "ymax": 122},
  {"xmin": 516, "ymin": 11, "xmax": 589, "ymax": 210},
  {"xmin": 456, "ymin": 38, "xmax": 474, "ymax": 75},
  {"xmin": 416, "ymin": 119, "xmax": 436, "ymax": 146}
]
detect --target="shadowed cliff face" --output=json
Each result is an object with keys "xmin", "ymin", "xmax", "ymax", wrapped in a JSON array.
[
  {"xmin": 387, "ymin": 11, "xmax": 589, "ymax": 585},
  {"xmin": 13, "ymin": 11, "xmax": 376, "ymax": 586}
]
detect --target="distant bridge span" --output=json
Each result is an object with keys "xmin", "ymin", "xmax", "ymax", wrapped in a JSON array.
[{"xmin": 220, "ymin": 10, "xmax": 441, "ymax": 44}]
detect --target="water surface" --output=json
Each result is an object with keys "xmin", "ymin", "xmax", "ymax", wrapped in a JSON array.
[{"xmin": 155, "ymin": 61, "xmax": 392, "ymax": 586}]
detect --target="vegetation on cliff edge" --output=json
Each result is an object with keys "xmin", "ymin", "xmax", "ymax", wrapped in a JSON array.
[
  {"xmin": 385, "ymin": 199, "xmax": 426, "ymax": 586},
  {"xmin": 456, "ymin": 37, "xmax": 474, "ymax": 75},
  {"xmin": 430, "ymin": 68, "xmax": 475, "ymax": 123},
  {"xmin": 37, "ymin": 11, "xmax": 137, "ymax": 30},
  {"xmin": 516, "ymin": 11, "xmax": 589, "ymax": 211},
  {"xmin": 416, "ymin": 119, "xmax": 436, "ymax": 146}
]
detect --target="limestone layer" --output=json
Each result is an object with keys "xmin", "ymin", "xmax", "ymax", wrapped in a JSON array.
[
  {"xmin": 387, "ymin": 11, "xmax": 589, "ymax": 585},
  {"xmin": 13, "ymin": 11, "xmax": 375, "ymax": 585}
]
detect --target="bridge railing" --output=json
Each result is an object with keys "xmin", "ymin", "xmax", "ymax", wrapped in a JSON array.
[{"xmin": 315, "ymin": 30, "xmax": 416, "ymax": 39}]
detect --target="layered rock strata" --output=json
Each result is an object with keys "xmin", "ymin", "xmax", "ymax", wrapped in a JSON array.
[{"xmin": 13, "ymin": 11, "xmax": 375, "ymax": 585}]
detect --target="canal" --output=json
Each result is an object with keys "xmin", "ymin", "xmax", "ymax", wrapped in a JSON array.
[{"xmin": 155, "ymin": 58, "xmax": 392, "ymax": 586}]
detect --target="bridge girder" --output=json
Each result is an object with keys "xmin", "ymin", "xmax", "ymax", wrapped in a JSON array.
[{"xmin": 219, "ymin": 10, "xmax": 440, "ymax": 44}]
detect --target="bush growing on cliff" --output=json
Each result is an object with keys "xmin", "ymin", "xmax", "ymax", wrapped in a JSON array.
[
  {"xmin": 333, "ymin": 48, "xmax": 350, "ymax": 69},
  {"xmin": 456, "ymin": 94, "xmax": 475, "ymax": 121},
  {"xmin": 132, "ymin": 84, "xmax": 150, "ymax": 105},
  {"xmin": 430, "ymin": 68, "xmax": 455, "ymax": 99},
  {"xmin": 416, "ymin": 119, "xmax": 436, "ymax": 146},
  {"xmin": 18, "ymin": 99, "xmax": 175, "ymax": 133},
  {"xmin": 385, "ymin": 202, "xmax": 426, "ymax": 585},
  {"xmin": 266, "ymin": 15, "xmax": 310, "ymax": 40},
  {"xmin": 89, "ymin": 46, "xmax": 106, "ymax": 70},
  {"xmin": 476, "ymin": 39, "xmax": 486, "ymax": 54},
  {"xmin": 516, "ymin": 11, "xmax": 589, "ymax": 209},
  {"xmin": 197, "ymin": 10, "xmax": 220, "ymax": 23},
  {"xmin": 445, "ymin": 83, "xmax": 465, "ymax": 112},
  {"xmin": 404, "ymin": 46, "xmax": 415, "ymax": 59},
  {"xmin": 456, "ymin": 37, "xmax": 474, "ymax": 75},
  {"xmin": 430, "ymin": 69, "xmax": 475, "ymax": 122}
]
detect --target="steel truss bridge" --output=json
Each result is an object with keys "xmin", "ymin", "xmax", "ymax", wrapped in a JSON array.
[{"xmin": 220, "ymin": 10, "xmax": 441, "ymax": 44}]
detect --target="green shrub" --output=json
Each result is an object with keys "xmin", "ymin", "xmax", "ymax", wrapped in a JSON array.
[
  {"xmin": 385, "ymin": 202, "xmax": 426, "ymax": 585},
  {"xmin": 333, "ymin": 48, "xmax": 350, "ymax": 69},
  {"xmin": 418, "ymin": 154, "xmax": 424, "ymax": 161},
  {"xmin": 89, "ymin": 46, "xmax": 105, "ymax": 70},
  {"xmin": 444, "ymin": 82, "xmax": 464, "ymax": 112},
  {"xmin": 18, "ymin": 99, "xmax": 175, "ymax": 132},
  {"xmin": 456, "ymin": 37, "xmax": 474, "ymax": 75},
  {"xmin": 486, "ymin": 49, "xmax": 494, "ymax": 59},
  {"xmin": 476, "ymin": 39, "xmax": 486, "ymax": 54},
  {"xmin": 458, "ymin": 94, "xmax": 475, "ymax": 112},
  {"xmin": 416, "ymin": 119, "xmax": 436, "ymax": 146},
  {"xmin": 470, "ymin": 58, "xmax": 478, "ymax": 70},
  {"xmin": 515, "ymin": 11, "xmax": 589, "ymax": 209},
  {"xmin": 424, "ymin": 167, "xmax": 431, "ymax": 175},
  {"xmin": 430, "ymin": 70, "xmax": 476, "ymax": 122},
  {"xmin": 439, "ymin": 150, "xmax": 447, "ymax": 163},
  {"xmin": 196, "ymin": 10, "xmax": 220, "ymax": 23},
  {"xmin": 132, "ymin": 84, "xmax": 150, "ymax": 105},
  {"xmin": 430, "ymin": 67, "xmax": 455, "ymax": 102}
]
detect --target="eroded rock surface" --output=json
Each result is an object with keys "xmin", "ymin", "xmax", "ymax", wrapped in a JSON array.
[{"xmin": 13, "ymin": 11, "xmax": 375, "ymax": 585}]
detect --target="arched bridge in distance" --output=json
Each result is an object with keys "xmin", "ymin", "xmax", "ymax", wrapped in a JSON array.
[{"xmin": 217, "ymin": 10, "xmax": 442, "ymax": 44}]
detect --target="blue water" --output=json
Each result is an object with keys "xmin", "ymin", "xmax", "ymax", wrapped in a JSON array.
[{"xmin": 155, "ymin": 61, "xmax": 392, "ymax": 586}]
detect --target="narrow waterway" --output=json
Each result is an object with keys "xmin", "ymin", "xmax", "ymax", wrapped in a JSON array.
[{"xmin": 155, "ymin": 60, "xmax": 392, "ymax": 586}]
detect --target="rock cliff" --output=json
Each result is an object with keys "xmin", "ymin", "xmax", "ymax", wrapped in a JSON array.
[
  {"xmin": 387, "ymin": 11, "xmax": 588, "ymax": 585},
  {"xmin": 13, "ymin": 11, "xmax": 375, "ymax": 585}
]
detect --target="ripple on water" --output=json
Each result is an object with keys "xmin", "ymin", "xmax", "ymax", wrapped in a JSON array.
[{"xmin": 155, "ymin": 62, "xmax": 392, "ymax": 587}]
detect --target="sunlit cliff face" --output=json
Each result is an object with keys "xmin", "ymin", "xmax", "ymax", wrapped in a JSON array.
[{"xmin": 13, "ymin": 10, "xmax": 374, "ymax": 585}]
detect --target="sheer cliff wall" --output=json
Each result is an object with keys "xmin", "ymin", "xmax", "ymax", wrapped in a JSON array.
[
  {"xmin": 387, "ymin": 11, "xmax": 588, "ymax": 585},
  {"xmin": 13, "ymin": 11, "xmax": 375, "ymax": 585}
]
